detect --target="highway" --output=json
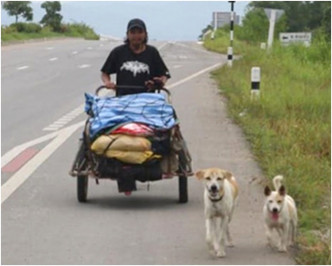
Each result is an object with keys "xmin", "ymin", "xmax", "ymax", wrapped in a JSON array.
[{"xmin": 1, "ymin": 38, "xmax": 294, "ymax": 264}]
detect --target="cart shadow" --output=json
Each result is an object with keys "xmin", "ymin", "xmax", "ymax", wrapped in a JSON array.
[{"xmin": 85, "ymin": 195, "xmax": 182, "ymax": 210}]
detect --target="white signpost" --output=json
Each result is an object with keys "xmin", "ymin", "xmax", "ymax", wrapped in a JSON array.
[{"xmin": 264, "ymin": 8, "xmax": 284, "ymax": 49}]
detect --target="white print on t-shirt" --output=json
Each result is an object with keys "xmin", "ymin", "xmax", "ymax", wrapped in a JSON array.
[{"xmin": 120, "ymin": 61, "xmax": 150, "ymax": 77}]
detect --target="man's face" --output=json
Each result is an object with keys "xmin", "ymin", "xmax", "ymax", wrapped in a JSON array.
[{"xmin": 127, "ymin": 27, "xmax": 146, "ymax": 46}]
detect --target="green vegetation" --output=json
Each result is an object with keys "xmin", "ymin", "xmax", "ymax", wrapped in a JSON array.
[
  {"xmin": 2, "ymin": 1, "xmax": 33, "ymax": 23},
  {"xmin": 40, "ymin": 1, "xmax": 63, "ymax": 32},
  {"xmin": 1, "ymin": 1, "xmax": 99, "ymax": 42},
  {"xmin": 203, "ymin": 1, "xmax": 330, "ymax": 264},
  {"xmin": 1, "ymin": 22, "xmax": 99, "ymax": 42}
]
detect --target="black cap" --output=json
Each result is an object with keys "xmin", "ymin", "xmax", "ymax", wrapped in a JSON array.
[{"xmin": 127, "ymin": 18, "xmax": 146, "ymax": 31}]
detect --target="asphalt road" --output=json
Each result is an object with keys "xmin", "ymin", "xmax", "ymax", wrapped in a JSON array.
[{"xmin": 1, "ymin": 39, "xmax": 295, "ymax": 264}]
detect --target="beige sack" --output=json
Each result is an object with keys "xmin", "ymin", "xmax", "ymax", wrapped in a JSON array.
[
  {"xmin": 104, "ymin": 150, "xmax": 160, "ymax": 164},
  {"xmin": 91, "ymin": 134, "xmax": 151, "ymax": 153},
  {"xmin": 91, "ymin": 134, "xmax": 159, "ymax": 164}
]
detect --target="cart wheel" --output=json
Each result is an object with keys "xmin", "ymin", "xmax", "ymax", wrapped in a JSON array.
[
  {"xmin": 77, "ymin": 175, "xmax": 88, "ymax": 203},
  {"xmin": 178, "ymin": 176, "xmax": 188, "ymax": 203}
]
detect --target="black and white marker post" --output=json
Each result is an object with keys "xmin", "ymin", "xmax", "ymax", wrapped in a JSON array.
[
  {"xmin": 228, "ymin": 1, "xmax": 235, "ymax": 67},
  {"xmin": 251, "ymin": 67, "xmax": 261, "ymax": 99}
]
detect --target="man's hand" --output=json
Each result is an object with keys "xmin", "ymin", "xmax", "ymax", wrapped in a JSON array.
[
  {"xmin": 145, "ymin": 76, "xmax": 168, "ymax": 90},
  {"xmin": 104, "ymin": 81, "xmax": 116, "ymax": 90},
  {"xmin": 153, "ymin": 76, "xmax": 167, "ymax": 87}
]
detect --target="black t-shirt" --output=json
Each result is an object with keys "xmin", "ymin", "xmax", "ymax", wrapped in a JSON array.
[{"xmin": 101, "ymin": 44, "xmax": 171, "ymax": 96}]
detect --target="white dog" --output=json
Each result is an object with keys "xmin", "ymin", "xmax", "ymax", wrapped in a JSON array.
[
  {"xmin": 196, "ymin": 168, "xmax": 238, "ymax": 258},
  {"xmin": 263, "ymin": 175, "xmax": 298, "ymax": 252}
]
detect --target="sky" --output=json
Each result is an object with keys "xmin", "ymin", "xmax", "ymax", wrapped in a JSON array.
[{"xmin": 1, "ymin": 1, "xmax": 250, "ymax": 41}]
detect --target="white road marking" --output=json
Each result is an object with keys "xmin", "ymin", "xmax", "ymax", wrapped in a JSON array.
[
  {"xmin": 78, "ymin": 64, "xmax": 91, "ymax": 69},
  {"xmin": 17, "ymin": 66, "xmax": 29, "ymax": 70},
  {"xmin": 1, "ymin": 121, "xmax": 85, "ymax": 204},
  {"xmin": 158, "ymin": 43, "xmax": 168, "ymax": 50},
  {"xmin": 172, "ymin": 65, "xmax": 182, "ymax": 69},
  {"xmin": 46, "ymin": 47, "xmax": 54, "ymax": 50},
  {"xmin": 168, "ymin": 62, "xmax": 223, "ymax": 89},
  {"xmin": 49, "ymin": 57, "xmax": 58, "ymax": 61},
  {"xmin": 43, "ymin": 104, "xmax": 84, "ymax": 131},
  {"xmin": 53, "ymin": 118, "xmax": 72, "ymax": 124},
  {"xmin": 42, "ymin": 125, "xmax": 63, "ymax": 131},
  {"xmin": 72, "ymin": 51, "xmax": 78, "ymax": 55},
  {"xmin": 174, "ymin": 42, "xmax": 212, "ymax": 55},
  {"xmin": 2, "ymin": 131, "xmax": 59, "ymax": 167}
]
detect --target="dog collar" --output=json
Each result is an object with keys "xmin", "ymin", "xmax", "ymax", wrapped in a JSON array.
[{"xmin": 208, "ymin": 196, "xmax": 223, "ymax": 202}]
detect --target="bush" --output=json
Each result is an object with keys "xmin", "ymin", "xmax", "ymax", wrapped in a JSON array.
[
  {"xmin": 11, "ymin": 22, "xmax": 42, "ymax": 33},
  {"xmin": 1, "ymin": 25, "xmax": 16, "ymax": 35},
  {"xmin": 64, "ymin": 23, "xmax": 99, "ymax": 40},
  {"xmin": 1, "ymin": 22, "xmax": 99, "ymax": 41}
]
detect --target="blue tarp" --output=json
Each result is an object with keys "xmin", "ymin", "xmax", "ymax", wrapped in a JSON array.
[{"xmin": 85, "ymin": 93, "xmax": 178, "ymax": 139}]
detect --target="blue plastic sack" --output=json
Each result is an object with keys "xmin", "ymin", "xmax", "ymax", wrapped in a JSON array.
[{"xmin": 85, "ymin": 93, "xmax": 178, "ymax": 139}]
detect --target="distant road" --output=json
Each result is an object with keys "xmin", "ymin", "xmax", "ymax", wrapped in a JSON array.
[{"xmin": 1, "ymin": 39, "xmax": 294, "ymax": 264}]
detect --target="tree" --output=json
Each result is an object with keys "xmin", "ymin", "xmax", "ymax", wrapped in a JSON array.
[
  {"xmin": 40, "ymin": 1, "xmax": 63, "ymax": 32},
  {"xmin": 199, "ymin": 24, "xmax": 213, "ymax": 40},
  {"xmin": 322, "ymin": 3, "xmax": 331, "ymax": 40},
  {"xmin": 2, "ymin": 1, "xmax": 33, "ymax": 23},
  {"xmin": 240, "ymin": 8, "xmax": 269, "ymax": 42},
  {"xmin": 248, "ymin": 1, "xmax": 331, "ymax": 32}
]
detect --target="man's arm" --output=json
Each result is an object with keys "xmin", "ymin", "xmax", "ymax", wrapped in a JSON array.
[{"xmin": 101, "ymin": 72, "xmax": 116, "ymax": 90}]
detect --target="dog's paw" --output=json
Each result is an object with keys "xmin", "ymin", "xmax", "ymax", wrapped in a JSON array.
[
  {"xmin": 266, "ymin": 239, "xmax": 274, "ymax": 248},
  {"xmin": 278, "ymin": 246, "xmax": 287, "ymax": 252},
  {"xmin": 227, "ymin": 242, "xmax": 234, "ymax": 247},
  {"xmin": 216, "ymin": 250, "xmax": 226, "ymax": 258},
  {"xmin": 288, "ymin": 240, "xmax": 295, "ymax": 247},
  {"xmin": 206, "ymin": 239, "xmax": 213, "ymax": 250}
]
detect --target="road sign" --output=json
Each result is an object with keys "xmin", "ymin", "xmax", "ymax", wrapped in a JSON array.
[
  {"xmin": 264, "ymin": 8, "xmax": 284, "ymax": 21},
  {"xmin": 280, "ymin": 32, "xmax": 312, "ymax": 46},
  {"xmin": 264, "ymin": 8, "xmax": 285, "ymax": 49}
]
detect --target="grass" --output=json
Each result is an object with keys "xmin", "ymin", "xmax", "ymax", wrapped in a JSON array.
[
  {"xmin": 1, "ymin": 22, "xmax": 99, "ymax": 43},
  {"xmin": 205, "ymin": 33, "xmax": 331, "ymax": 264}
]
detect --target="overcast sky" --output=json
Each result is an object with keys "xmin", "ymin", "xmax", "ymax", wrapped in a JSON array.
[{"xmin": 1, "ymin": 1, "xmax": 250, "ymax": 41}]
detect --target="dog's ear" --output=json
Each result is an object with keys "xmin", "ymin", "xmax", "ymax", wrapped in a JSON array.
[
  {"xmin": 279, "ymin": 185, "xmax": 286, "ymax": 196},
  {"xmin": 195, "ymin": 170, "xmax": 205, "ymax": 180},
  {"xmin": 224, "ymin": 171, "xmax": 233, "ymax": 180},
  {"xmin": 264, "ymin": 186, "xmax": 271, "ymax": 196}
]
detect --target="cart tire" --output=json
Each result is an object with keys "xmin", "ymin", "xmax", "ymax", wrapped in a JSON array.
[
  {"xmin": 178, "ymin": 176, "xmax": 188, "ymax": 203},
  {"xmin": 77, "ymin": 175, "xmax": 88, "ymax": 203}
]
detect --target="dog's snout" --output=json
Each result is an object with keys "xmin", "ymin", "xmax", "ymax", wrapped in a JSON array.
[
  {"xmin": 272, "ymin": 208, "xmax": 278, "ymax": 213},
  {"xmin": 211, "ymin": 185, "xmax": 218, "ymax": 192}
]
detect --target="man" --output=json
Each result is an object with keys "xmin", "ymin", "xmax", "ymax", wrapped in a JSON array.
[{"xmin": 101, "ymin": 18, "xmax": 171, "ymax": 96}]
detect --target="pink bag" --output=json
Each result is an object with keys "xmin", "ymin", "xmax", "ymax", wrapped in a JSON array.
[{"xmin": 111, "ymin": 123, "xmax": 154, "ymax": 136}]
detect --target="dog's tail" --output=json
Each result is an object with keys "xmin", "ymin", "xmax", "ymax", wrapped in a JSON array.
[{"xmin": 272, "ymin": 175, "xmax": 284, "ymax": 190}]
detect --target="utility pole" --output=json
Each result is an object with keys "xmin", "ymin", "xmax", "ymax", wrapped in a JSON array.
[
  {"xmin": 228, "ymin": 1, "xmax": 235, "ymax": 67},
  {"xmin": 211, "ymin": 11, "xmax": 217, "ymax": 40}
]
